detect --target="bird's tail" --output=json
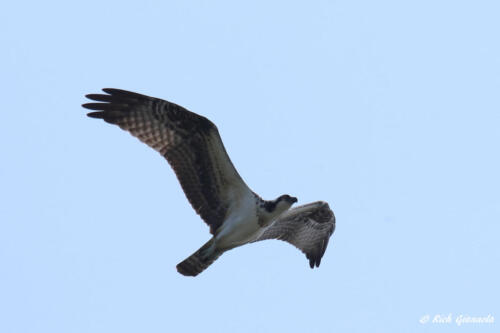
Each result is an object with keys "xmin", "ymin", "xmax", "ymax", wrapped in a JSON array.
[{"xmin": 176, "ymin": 238, "xmax": 222, "ymax": 276}]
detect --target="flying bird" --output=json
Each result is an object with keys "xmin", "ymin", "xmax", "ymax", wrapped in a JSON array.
[{"xmin": 83, "ymin": 88, "xmax": 335, "ymax": 276}]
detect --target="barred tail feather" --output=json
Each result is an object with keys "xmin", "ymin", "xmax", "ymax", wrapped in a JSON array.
[{"xmin": 176, "ymin": 238, "xmax": 222, "ymax": 276}]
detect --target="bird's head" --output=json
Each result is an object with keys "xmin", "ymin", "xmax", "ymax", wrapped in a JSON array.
[
  {"xmin": 273, "ymin": 194, "xmax": 298, "ymax": 214},
  {"xmin": 278, "ymin": 194, "xmax": 298, "ymax": 205}
]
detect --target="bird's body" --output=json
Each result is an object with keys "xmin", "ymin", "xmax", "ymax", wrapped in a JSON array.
[
  {"xmin": 215, "ymin": 193, "xmax": 295, "ymax": 249},
  {"xmin": 214, "ymin": 191, "xmax": 261, "ymax": 249},
  {"xmin": 83, "ymin": 88, "xmax": 335, "ymax": 276}
]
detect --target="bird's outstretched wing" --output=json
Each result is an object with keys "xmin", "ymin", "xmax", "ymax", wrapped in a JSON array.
[
  {"xmin": 83, "ymin": 88, "xmax": 251, "ymax": 234},
  {"xmin": 254, "ymin": 201, "xmax": 335, "ymax": 268}
]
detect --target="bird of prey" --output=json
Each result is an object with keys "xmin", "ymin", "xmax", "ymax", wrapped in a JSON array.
[{"xmin": 83, "ymin": 89, "xmax": 335, "ymax": 276}]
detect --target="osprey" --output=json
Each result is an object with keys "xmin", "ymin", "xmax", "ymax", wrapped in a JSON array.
[{"xmin": 83, "ymin": 89, "xmax": 335, "ymax": 276}]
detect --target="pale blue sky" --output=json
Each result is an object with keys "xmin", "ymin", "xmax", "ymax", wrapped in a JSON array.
[{"xmin": 1, "ymin": 1, "xmax": 499, "ymax": 332}]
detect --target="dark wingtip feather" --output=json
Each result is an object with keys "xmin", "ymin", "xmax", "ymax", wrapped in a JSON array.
[
  {"xmin": 307, "ymin": 254, "xmax": 322, "ymax": 269},
  {"xmin": 86, "ymin": 111, "xmax": 105, "ymax": 118},
  {"xmin": 86, "ymin": 93, "xmax": 114, "ymax": 102},
  {"xmin": 102, "ymin": 88, "xmax": 145, "ymax": 98},
  {"xmin": 102, "ymin": 88, "xmax": 117, "ymax": 94},
  {"xmin": 316, "ymin": 257, "xmax": 321, "ymax": 267},
  {"xmin": 82, "ymin": 102, "xmax": 106, "ymax": 110}
]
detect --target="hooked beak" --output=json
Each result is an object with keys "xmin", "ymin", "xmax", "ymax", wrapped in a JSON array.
[{"xmin": 290, "ymin": 197, "xmax": 298, "ymax": 204}]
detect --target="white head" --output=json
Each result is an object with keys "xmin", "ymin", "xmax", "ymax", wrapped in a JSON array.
[{"xmin": 263, "ymin": 194, "xmax": 298, "ymax": 218}]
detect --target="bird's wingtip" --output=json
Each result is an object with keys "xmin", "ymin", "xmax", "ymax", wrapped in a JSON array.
[{"xmin": 86, "ymin": 111, "xmax": 104, "ymax": 118}]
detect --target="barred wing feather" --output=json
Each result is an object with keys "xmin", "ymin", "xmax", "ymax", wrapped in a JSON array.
[{"xmin": 254, "ymin": 201, "xmax": 335, "ymax": 268}]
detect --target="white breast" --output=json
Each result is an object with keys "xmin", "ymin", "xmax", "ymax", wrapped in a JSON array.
[{"xmin": 214, "ymin": 191, "xmax": 262, "ymax": 249}]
